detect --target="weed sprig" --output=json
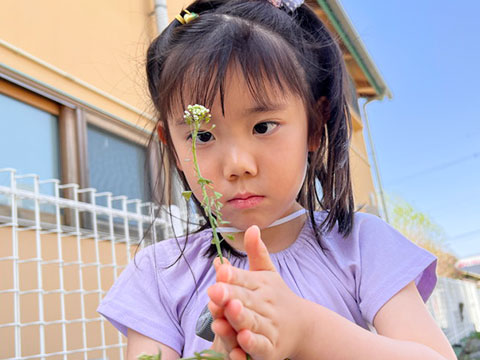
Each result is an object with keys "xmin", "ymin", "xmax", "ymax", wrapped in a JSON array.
[
  {"xmin": 137, "ymin": 104, "xmax": 232, "ymax": 360},
  {"xmin": 182, "ymin": 104, "xmax": 235, "ymax": 263}
]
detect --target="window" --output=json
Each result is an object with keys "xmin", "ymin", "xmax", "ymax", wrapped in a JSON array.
[
  {"xmin": 0, "ymin": 93, "xmax": 60, "ymax": 182},
  {"xmin": 87, "ymin": 124, "xmax": 150, "ymax": 206}
]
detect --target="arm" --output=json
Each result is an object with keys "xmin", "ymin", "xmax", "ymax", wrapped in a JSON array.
[
  {"xmin": 295, "ymin": 281, "xmax": 457, "ymax": 360},
  {"xmin": 127, "ymin": 328, "xmax": 180, "ymax": 360}
]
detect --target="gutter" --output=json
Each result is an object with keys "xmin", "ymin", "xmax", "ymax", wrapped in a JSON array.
[
  {"xmin": 362, "ymin": 97, "xmax": 389, "ymax": 222},
  {"xmin": 154, "ymin": 0, "xmax": 169, "ymax": 34},
  {"xmin": 316, "ymin": 0, "xmax": 393, "ymax": 100}
]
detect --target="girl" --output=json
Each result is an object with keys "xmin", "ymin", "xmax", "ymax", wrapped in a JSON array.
[{"xmin": 97, "ymin": 0, "xmax": 456, "ymax": 359}]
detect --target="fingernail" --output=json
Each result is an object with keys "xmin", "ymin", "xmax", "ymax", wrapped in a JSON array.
[
  {"xmin": 221, "ymin": 285, "xmax": 229, "ymax": 304},
  {"xmin": 219, "ymin": 264, "xmax": 231, "ymax": 282},
  {"xmin": 226, "ymin": 266, "xmax": 231, "ymax": 280}
]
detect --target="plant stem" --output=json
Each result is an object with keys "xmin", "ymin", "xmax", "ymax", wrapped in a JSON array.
[{"xmin": 190, "ymin": 120, "xmax": 224, "ymax": 264}]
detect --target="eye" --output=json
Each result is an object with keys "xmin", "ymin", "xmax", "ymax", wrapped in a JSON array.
[
  {"xmin": 187, "ymin": 131, "xmax": 214, "ymax": 144},
  {"xmin": 253, "ymin": 121, "xmax": 278, "ymax": 135}
]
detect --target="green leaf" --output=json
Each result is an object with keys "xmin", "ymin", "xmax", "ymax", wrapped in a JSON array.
[
  {"xmin": 181, "ymin": 191, "xmax": 192, "ymax": 201},
  {"xmin": 197, "ymin": 177, "xmax": 212, "ymax": 185},
  {"xmin": 214, "ymin": 191, "xmax": 223, "ymax": 199},
  {"xmin": 226, "ymin": 234, "xmax": 235, "ymax": 241}
]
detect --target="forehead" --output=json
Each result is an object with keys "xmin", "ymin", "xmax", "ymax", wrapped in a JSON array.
[{"xmin": 169, "ymin": 64, "xmax": 303, "ymax": 124}]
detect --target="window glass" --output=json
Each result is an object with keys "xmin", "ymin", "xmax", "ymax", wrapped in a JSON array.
[
  {"xmin": 0, "ymin": 93, "xmax": 60, "ymax": 181},
  {"xmin": 87, "ymin": 124, "xmax": 149, "ymax": 207}
]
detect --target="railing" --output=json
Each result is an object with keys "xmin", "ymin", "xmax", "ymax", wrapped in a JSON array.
[
  {"xmin": 426, "ymin": 276, "xmax": 480, "ymax": 344},
  {"xmin": 0, "ymin": 168, "xmax": 200, "ymax": 359},
  {"xmin": 0, "ymin": 168, "xmax": 478, "ymax": 359}
]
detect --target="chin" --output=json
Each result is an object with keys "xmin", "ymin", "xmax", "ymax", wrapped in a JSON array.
[{"xmin": 221, "ymin": 216, "xmax": 270, "ymax": 232}]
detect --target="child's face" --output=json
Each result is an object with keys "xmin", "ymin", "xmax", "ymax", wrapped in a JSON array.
[{"xmin": 168, "ymin": 67, "xmax": 310, "ymax": 231}]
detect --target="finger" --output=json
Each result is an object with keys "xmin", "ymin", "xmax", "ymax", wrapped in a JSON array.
[
  {"xmin": 208, "ymin": 283, "xmax": 271, "ymax": 319},
  {"xmin": 207, "ymin": 283, "xmax": 229, "ymax": 307},
  {"xmin": 224, "ymin": 298, "xmax": 274, "ymax": 336},
  {"xmin": 237, "ymin": 328, "xmax": 273, "ymax": 357},
  {"xmin": 208, "ymin": 282, "xmax": 253, "ymax": 309},
  {"xmin": 211, "ymin": 318, "xmax": 238, "ymax": 352},
  {"xmin": 216, "ymin": 264, "xmax": 259, "ymax": 292},
  {"xmin": 208, "ymin": 300, "xmax": 224, "ymax": 319},
  {"xmin": 216, "ymin": 263, "xmax": 233, "ymax": 283},
  {"xmin": 213, "ymin": 256, "xmax": 231, "ymax": 271},
  {"xmin": 244, "ymin": 225, "xmax": 276, "ymax": 272},
  {"xmin": 229, "ymin": 347, "xmax": 248, "ymax": 360}
]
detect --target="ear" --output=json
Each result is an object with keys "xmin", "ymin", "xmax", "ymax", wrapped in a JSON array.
[
  {"xmin": 156, "ymin": 123, "xmax": 167, "ymax": 145},
  {"xmin": 157, "ymin": 123, "xmax": 183, "ymax": 171},
  {"xmin": 308, "ymin": 96, "xmax": 329, "ymax": 152}
]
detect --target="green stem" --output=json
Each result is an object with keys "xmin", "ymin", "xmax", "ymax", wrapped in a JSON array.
[{"xmin": 191, "ymin": 118, "xmax": 224, "ymax": 264}]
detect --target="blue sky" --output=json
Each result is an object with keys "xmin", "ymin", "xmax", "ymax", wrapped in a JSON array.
[{"xmin": 340, "ymin": 0, "xmax": 480, "ymax": 258}]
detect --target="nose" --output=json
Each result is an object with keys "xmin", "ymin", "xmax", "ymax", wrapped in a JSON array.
[{"xmin": 222, "ymin": 143, "xmax": 258, "ymax": 180}]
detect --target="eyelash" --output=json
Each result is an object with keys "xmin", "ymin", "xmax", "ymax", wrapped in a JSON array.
[{"xmin": 186, "ymin": 121, "xmax": 279, "ymax": 144}]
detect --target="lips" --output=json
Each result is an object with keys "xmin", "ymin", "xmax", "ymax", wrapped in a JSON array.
[
  {"xmin": 228, "ymin": 192, "xmax": 259, "ymax": 201},
  {"xmin": 227, "ymin": 193, "xmax": 264, "ymax": 209}
]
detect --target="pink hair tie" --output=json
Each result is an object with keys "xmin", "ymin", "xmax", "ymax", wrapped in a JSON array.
[{"xmin": 267, "ymin": 0, "xmax": 304, "ymax": 12}]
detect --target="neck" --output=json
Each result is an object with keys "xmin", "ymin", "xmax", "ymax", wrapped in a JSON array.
[{"xmin": 221, "ymin": 204, "xmax": 308, "ymax": 253}]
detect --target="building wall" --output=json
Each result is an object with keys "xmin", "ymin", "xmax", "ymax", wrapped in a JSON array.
[
  {"xmin": 0, "ymin": 227, "xmax": 134, "ymax": 359},
  {"xmin": 0, "ymin": 0, "xmax": 156, "ymax": 129},
  {"xmin": 350, "ymin": 110, "xmax": 379, "ymax": 214}
]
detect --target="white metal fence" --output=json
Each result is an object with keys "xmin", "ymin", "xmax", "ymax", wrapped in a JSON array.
[
  {"xmin": 0, "ymin": 168, "xmax": 478, "ymax": 359},
  {"xmin": 426, "ymin": 277, "xmax": 480, "ymax": 344},
  {"xmin": 0, "ymin": 168, "xmax": 200, "ymax": 359}
]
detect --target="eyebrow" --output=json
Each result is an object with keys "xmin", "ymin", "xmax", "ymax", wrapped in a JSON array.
[
  {"xmin": 174, "ymin": 102, "xmax": 287, "ymax": 126},
  {"xmin": 242, "ymin": 102, "xmax": 287, "ymax": 116},
  {"xmin": 175, "ymin": 118, "xmax": 188, "ymax": 126}
]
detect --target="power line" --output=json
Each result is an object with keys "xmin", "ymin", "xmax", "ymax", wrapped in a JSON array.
[
  {"xmin": 386, "ymin": 151, "xmax": 480, "ymax": 186},
  {"xmin": 446, "ymin": 228, "xmax": 480, "ymax": 242}
]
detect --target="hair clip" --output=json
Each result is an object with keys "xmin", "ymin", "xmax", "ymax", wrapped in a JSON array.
[{"xmin": 175, "ymin": 9, "xmax": 199, "ymax": 25}]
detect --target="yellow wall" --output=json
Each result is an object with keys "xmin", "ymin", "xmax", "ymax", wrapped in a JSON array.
[
  {"xmin": 0, "ymin": 0, "xmax": 157, "ymax": 130},
  {"xmin": 0, "ymin": 227, "xmax": 135, "ymax": 359}
]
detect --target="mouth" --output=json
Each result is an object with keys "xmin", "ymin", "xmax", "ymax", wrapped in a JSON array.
[{"xmin": 227, "ymin": 193, "xmax": 265, "ymax": 209}]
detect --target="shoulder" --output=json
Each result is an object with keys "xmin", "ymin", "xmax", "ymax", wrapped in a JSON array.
[
  {"xmin": 309, "ymin": 210, "xmax": 432, "ymax": 272},
  {"xmin": 148, "ymin": 229, "xmax": 213, "ymax": 266},
  {"xmin": 311, "ymin": 210, "xmax": 389, "ymax": 250},
  {"xmin": 137, "ymin": 229, "xmax": 215, "ymax": 288}
]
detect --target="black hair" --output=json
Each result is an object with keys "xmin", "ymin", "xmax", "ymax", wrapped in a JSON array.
[{"xmin": 143, "ymin": 0, "xmax": 355, "ymax": 266}]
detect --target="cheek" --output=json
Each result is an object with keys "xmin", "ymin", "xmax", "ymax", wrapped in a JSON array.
[{"xmin": 264, "ymin": 134, "xmax": 308, "ymax": 185}]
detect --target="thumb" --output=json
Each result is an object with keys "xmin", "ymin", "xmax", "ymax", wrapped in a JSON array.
[{"xmin": 244, "ymin": 225, "xmax": 276, "ymax": 272}]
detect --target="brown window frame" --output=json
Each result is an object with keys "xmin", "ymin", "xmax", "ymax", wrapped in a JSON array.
[{"xmin": 0, "ymin": 74, "xmax": 160, "ymax": 233}]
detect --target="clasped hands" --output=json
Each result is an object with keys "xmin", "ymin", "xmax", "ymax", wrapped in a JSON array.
[{"xmin": 207, "ymin": 225, "xmax": 309, "ymax": 360}]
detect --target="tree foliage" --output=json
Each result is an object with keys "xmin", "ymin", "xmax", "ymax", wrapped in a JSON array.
[{"xmin": 385, "ymin": 194, "xmax": 462, "ymax": 279}]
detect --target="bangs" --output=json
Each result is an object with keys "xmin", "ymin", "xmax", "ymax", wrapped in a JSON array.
[{"xmin": 157, "ymin": 14, "xmax": 311, "ymax": 121}]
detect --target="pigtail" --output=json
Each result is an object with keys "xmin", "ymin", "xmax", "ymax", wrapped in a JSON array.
[{"xmin": 294, "ymin": 4, "xmax": 355, "ymax": 239}]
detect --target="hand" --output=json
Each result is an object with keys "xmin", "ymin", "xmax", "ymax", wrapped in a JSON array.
[
  {"xmin": 207, "ymin": 226, "xmax": 307, "ymax": 360},
  {"xmin": 209, "ymin": 258, "xmax": 247, "ymax": 359}
]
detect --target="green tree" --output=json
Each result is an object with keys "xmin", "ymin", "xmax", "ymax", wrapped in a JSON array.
[{"xmin": 385, "ymin": 194, "xmax": 462, "ymax": 279}]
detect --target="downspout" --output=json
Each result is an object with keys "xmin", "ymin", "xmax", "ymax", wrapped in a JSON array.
[
  {"xmin": 154, "ymin": 0, "xmax": 169, "ymax": 34},
  {"xmin": 362, "ymin": 97, "xmax": 390, "ymax": 223}
]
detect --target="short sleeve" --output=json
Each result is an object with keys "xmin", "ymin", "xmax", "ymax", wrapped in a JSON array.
[
  {"xmin": 97, "ymin": 244, "xmax": 184, "ymax": 354},
  {"xmin": 355, "ymin": 214, "xmax": 437, "ymax": 325}
]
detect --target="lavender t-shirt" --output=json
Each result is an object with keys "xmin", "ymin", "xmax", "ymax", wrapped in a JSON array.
[{"xmin": 97, "ymin": 211, "xmax": 437, "ymax": 357}]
